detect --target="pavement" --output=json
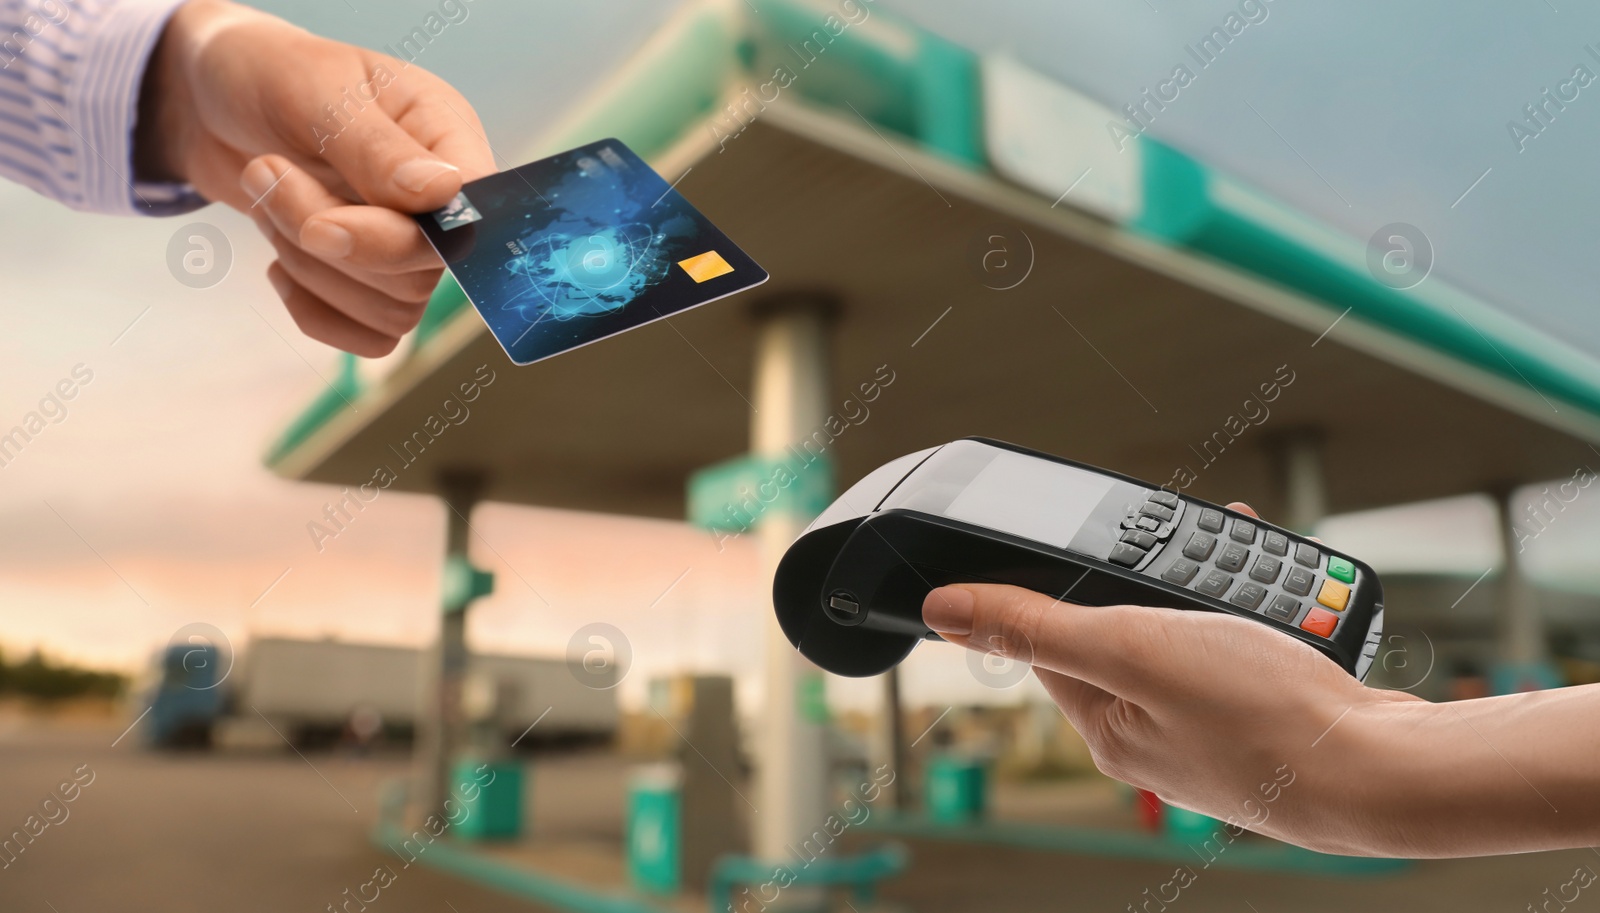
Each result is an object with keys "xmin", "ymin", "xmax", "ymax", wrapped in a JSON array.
[
  {"xmin": 0, "ymin": 718, "xmax": 539, "ymax": 913},
  {"xmin": 1, "ymin": 716, "xmax": 1596, "ymax": 913}
]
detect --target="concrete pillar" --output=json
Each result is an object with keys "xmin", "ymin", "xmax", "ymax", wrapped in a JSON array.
[
  {"xmin": 750, "ymin": 298, "xmax": 835, "ymax": 877},
  {"xmin": 877, "ymin": 669, "xmax": 910, "ymax": 812},
  {"xmin": 1490, "ymin": 484, "xmax": 1557, "ymax": 692},
  {"xmin": 1494, "ymin": 489, "xmax": 1546, "ymax": 665},
  {"xmin": 1273, "ymin": 430, "xmax": 1327, "ymax": 534},
  {"xmin": 677, "ymin": 675, "xmax": 744, "ymax": 890},
  {"xmin": 415, "ymin": 470, "xmax": 488, "ymax": 822}
]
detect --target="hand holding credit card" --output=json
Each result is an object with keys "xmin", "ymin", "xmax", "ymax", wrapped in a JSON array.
[{"xmin": 415, "ymin": 139, "xmax": 768, "ymax": 365}]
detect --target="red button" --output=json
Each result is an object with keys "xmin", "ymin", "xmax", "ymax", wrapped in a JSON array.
[{"xmin": 1300, "ymin": 608, "xmax": 1339, "ymax": 638}]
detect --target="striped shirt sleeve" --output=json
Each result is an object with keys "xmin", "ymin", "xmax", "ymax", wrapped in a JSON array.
[{"xmin": 0, "ymin": 0, "xmax": 206, "ymax": 216}]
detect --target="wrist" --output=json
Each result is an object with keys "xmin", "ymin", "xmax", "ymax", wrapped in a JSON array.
[
  {"xmin": 1331, "ymin": 691, "xmax": 1584, "ymax": 858},
  {"xmin": 1384, "ymin": 687, "xmax": 1600, "ymax": 856},
  {"xmin": 1330, "ymin": 695, "xmax": 1446, "ymax": 856},
  {"xmin": 134, "ymin": 1, "xmax": 210, "ymax": 182},
  {"xmin": 134, "ymin": 0, "xmax": 264, "ymax": 183},
  {"xmin": 1254, "ymin": 690, "xmax": 1440, "ymax": 857}
]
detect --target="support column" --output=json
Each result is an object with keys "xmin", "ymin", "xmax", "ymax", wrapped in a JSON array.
[
  {"xmin": 1273, "ymin": 430, "xmax": 1327, "ymax": 535},
  {"xmin": 750, "ymin": 298, "xmax": 834, "ymax": 880},
  {"xmin": 877, "ymin": 669, "xmax": 909, "ymax": 812},
  {"xmin": 416, "ymin": 470, "xmax": 492, "ymax": 822},
  {"xmin": 1490, "ymin": 485, "xmax": 1560, "ymax": 693}
]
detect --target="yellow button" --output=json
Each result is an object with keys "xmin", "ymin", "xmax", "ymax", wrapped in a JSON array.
[
  {"xmin": 677, "ymin": 250, "xmax": 734, "ymax": 283},
  {"xmin": 1317, "ymin": 579, "xmax": 1350, "ymax": 612}
]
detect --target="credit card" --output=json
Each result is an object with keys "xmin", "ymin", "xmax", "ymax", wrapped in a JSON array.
[{"xmin": 416, "ymin": 139, "xmax": 768, "ymax": 366}]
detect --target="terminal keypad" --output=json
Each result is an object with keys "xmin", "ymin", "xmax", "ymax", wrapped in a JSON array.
[{"xmin": 1144, "ymin": 501, "xmax": 1361, "ymax": 642}]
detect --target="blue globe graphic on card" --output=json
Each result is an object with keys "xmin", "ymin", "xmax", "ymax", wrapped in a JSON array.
[{"xmin": 509, "ymin": 223, "xmax": 669, "ymax": 321}]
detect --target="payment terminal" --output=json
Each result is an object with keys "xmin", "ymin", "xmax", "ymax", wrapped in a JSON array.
[{"xmin": 773, "ymin": 438, "xmax": 1384, "ymax": 679}]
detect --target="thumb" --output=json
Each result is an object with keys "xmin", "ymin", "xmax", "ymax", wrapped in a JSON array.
[
  {"xmin": 922, "ymin": 584, "xmax": 1168, "ymax": 704},
  {"xmin": 317, "ymin": 110, "xmax": 463, "ymax": 212}
]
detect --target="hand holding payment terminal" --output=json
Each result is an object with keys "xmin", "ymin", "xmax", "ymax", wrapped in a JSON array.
[{"xmin": 774, "ymin": 439, "xmax": 1384, "ymax": 680}]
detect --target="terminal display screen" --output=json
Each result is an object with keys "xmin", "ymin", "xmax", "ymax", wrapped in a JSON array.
[{"xmin": 879, "ymin": 442, "xmax": 1115, "ymax": 550}]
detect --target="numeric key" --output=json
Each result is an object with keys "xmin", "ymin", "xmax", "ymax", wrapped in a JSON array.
[{"xmin": 1216, "ymin": 542, "xmax": 1249, "ymax": 572}]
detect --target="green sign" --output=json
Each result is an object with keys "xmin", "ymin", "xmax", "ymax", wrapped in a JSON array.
[
  {"xmin": 441, "ymin": 554, "xmax": 495, "ymax": 612},
  {"xmin": 687, "ymin": 451, "xmax": 834, "ymax": 532}
]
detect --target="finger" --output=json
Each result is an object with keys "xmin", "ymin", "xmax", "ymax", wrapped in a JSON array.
[
  {"xmin": 922, "ymin": 584, "xmax": 1171, "ymax": 704},
  {"xmin": 301, "ymin": 207, "xmax": 445, "ymax": 276},
  {"xmin": 267, "ymin": 233, "xmax": 431, "ymax": 338},
  {"xmin": 263, "ymin": 221, "xmax": 441, "ymax": 307},
  {"xmin": 182, "ymin": 132, "xmax": 254, "ymax": 210},
  {"xmin": 253, "ymin": 210, "xmax": 439, "ymax": 307},
  {"xmin": 242, "ymin": 155, "xmax": 445, "ymax": 275},
  {"xmin": 266, "ymin": 262, "xmax": 401, "ymax": 358},
  {"xmin": 393, "ymin": 90, "xmax": 498, "ymax": 182},
  {"xmin": 239, "ymin": 153, "xmax": 301, "ymax": 215},
  {"xmin": 317, "ymin": 102, "xmax": 464, "ymax": 211}
]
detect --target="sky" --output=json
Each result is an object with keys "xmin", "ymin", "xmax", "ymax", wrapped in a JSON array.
[{"xmin": 4, "ymin": 0, "xmax": 1600, "ymax": 720}]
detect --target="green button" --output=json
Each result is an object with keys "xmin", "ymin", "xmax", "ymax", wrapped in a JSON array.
[{"xmin": 1327, "ymin": 555, "xmax": 1355, "ymax": 584}]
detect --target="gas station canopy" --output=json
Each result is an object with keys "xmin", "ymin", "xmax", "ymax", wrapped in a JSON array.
[{"xmin": 264, "ymin": 0, "xmax": 1600, "ymax": 518}]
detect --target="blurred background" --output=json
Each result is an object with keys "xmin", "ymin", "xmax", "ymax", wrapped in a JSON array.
[{"xmin": 5, "ymin": 1, "xmax": 1600, "ymax": 911}]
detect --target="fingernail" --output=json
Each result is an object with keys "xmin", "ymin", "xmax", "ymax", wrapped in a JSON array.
[
  {"xmin": 302, "ymin": 220, "xmax": 353, "ymax": 259},
  {"xmin": 241, "ymin": 158, "xmax": 279, "ymax": 203},
  {"xmin": 922, "ymin": 586, "xmax": 974, "ymax": 636},
  {"xmin": 393, "ymin": 158, "xmax": 459, "ymax": 193}
]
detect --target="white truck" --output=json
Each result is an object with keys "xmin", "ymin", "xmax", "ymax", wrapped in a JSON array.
[{"xmin": 146, "ymin": 636, "xmax": 617, "ymax": 750}]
